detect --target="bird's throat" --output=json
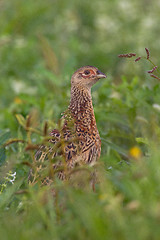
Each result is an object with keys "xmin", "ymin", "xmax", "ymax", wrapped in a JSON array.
[{"xmin": 69, "ymin": 85, "xmax": 97, "ymax": 128}]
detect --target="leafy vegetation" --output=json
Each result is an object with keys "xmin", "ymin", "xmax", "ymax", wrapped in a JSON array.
[{"xmin": 1, "ymin": 0, "xmax": 160, "ymax": 239}]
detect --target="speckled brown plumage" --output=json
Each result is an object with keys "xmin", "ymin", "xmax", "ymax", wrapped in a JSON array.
[{"xmin": 29, "ymin": 66, "xmax": 106, "ymax": 185}]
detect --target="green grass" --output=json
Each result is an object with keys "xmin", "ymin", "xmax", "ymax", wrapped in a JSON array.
[{"xmin": 1, "ymin": 0, "xmax": 160, "ymax": 239}]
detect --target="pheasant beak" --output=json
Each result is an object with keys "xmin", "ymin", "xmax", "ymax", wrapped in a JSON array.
[{"xmin": 97, "ymin": 70, "xmax": 107, "ymax": 79}]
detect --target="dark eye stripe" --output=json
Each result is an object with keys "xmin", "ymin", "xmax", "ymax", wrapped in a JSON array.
[{"xmin": 84, "ymin": 70, "xmax": 90, "ymax": 75}]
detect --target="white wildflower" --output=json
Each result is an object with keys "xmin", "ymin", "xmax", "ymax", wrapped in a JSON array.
[{"xmin": 153, "ymin": 103, "xmax": 160, "ymax": 112}]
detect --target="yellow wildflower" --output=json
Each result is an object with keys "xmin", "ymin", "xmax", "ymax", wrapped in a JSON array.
[
  {"xmin": 14, "ymin": 97, "xmax": 23, "ymax": 104},
  {"xmin": 129, "ymin": 146, "xmax": 142, "ymax": 160}
]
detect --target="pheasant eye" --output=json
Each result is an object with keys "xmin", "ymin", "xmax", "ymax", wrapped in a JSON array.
[{"xmin": 84, "ymin": 70, "xmax": 90, "ymax": 75}]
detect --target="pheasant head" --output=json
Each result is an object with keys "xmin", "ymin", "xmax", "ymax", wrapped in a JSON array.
[{"xmin": 71, "ymin": 66, "xmax": 106, "ymax": 89}]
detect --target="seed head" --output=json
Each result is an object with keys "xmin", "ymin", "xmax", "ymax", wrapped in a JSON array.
[
  {"xmin": 147, "ymin": 66, "xmax": 157, "ymax": 73},
  {"xmin": 150, "ymin": 74, "xmax": 160, "ymax": 81},
  {"xmin": 135, "ymin": 57, "xmax": 142, "ymax": 62},
  {"xmin": 118, "ymin": 53, "xmax": 136, "ymax": 58},
  {"xmin": 145, "ymin": 48, "xmax": 150, "ymax": 59}
]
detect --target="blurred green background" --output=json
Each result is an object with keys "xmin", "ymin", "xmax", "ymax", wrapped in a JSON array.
[{"xmin": 1, "ymin": 0, "xmax": 160, "ymax": 239}]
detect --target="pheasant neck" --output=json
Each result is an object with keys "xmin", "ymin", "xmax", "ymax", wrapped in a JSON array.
[{"xmin": 69, "ymin": 85, "xmax": 97, "ymax": 127}]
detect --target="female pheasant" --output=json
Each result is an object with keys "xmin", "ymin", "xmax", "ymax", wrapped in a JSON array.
[{"xmin": 29, "ymin": 66, "xmax": 106, "ymax": 185}]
